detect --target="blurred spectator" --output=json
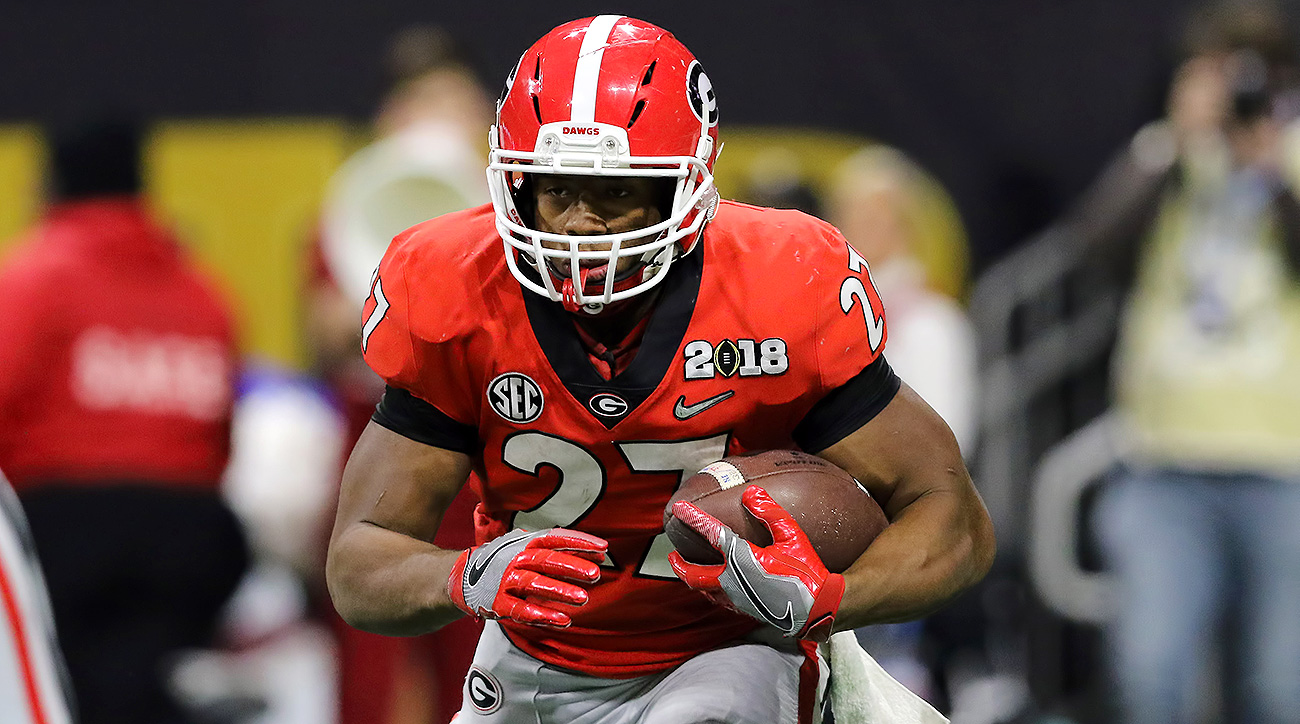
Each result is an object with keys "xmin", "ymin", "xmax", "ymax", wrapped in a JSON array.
[
  {"xmin": 318, "ymin": 23, "xmax": 492, "ymax": 320},
  {"xmin": 1046, "ymin": 2, "xmax": 1300, "ymax": 721},
  {"xmin": 738, "ymin": 147, "xmax": 825, "ymax": 217},
  {"xmin": 160, "ymin": 367, "xmax": 346, "ymax": 723},
  {"xmin": 0, "ymin": 118, "xmax": 249, "ymax": 723},
  {"xmin": 311, "ymin": 24, "xmax": 490, "ymax": 724},
  {"xmin": 828, "ymin": 145, "xmax": 981, "ymax": 714},
  {"xmin": 0, "ymin": 470, "xmax": 75, "ymax": 724}
]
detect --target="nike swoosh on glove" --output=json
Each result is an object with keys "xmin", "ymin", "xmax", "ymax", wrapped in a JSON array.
[
  {"xmin": 668, "ymin": 486, "xmax": 845, "ymax": 643},
  {"xmin": 448, "ymin": 527, "xmax": 608, "ymax": 628}
]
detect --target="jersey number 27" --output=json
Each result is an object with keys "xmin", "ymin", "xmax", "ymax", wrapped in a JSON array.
[{"xmin": 502, "ymin": 431, "xmax": 730, "ymax": 579}]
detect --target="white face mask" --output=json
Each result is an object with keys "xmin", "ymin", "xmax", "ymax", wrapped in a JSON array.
[{"xmin": 487, "ymin": 121, "xmax": 719, "ymax": 310}]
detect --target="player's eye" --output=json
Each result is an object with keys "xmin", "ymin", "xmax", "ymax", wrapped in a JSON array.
[{"xmin": 606, "ymin": 186, "xmax": 632, "ymax": 199}]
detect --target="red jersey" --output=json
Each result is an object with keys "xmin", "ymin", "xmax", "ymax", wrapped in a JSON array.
[
  {"xmin": 361, "ymin": 201, "xmax": 891, "ymax": 677},
  {"xmin": 0, "ymin": 199, "xmax": 237, "ymax": 490}
]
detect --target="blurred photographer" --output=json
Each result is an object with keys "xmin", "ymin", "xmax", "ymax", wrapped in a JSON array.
[{"xmin": 1050, "ymin": 2, "xmax": 1300, "ymax": 722}]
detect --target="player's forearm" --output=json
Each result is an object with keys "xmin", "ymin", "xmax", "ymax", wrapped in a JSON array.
[
  {"xmin": 833, "ymin": 487, "xmax": 995, "ymax": 629},
  {"xmin": 326, "ymin": 521, "xmax": 466, "ymax": 636}
]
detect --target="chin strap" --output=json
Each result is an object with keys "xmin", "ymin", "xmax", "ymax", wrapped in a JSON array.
[
  {"xmin": 561, "ymin": 279, "xmax": 580, "ymax": 313},
  {"xmin": 554, "ymin": 243, "xmax": 670, "ymax": 314}
]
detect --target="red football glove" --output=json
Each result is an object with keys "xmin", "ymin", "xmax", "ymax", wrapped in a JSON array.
[
  {"xmin": 448, "ymin": 527, "xmax": 608, "ymax": 628},
  {"xmin": 668, "ymin": 486, "xmax": 845, "ymax": 643}
]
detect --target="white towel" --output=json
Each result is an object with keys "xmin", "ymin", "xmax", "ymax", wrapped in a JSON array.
[{"xmin": 825, "ymin": 631, "xmax": 949, "ymax": 724}]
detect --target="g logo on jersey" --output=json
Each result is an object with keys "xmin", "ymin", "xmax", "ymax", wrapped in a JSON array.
[
  {"xmin": 488, "ymin": 372, "xmax": 544, "ymax": 423},
  {"xmin": 466, "ymin": 667, "xmax": 502, "ymax": 713},
  {"xmin": 588, "ymin": 392, "xmax": 629, "ymax": 418},
  {"xmin": 686, "ymin": 61, "xmax": 718, "ymax": 126}
]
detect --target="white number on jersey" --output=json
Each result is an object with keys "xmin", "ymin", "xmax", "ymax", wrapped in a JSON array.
[
  {"xmin": 502, "ymin": 432, "xmax": 730, "ymax": 578},
  {"xmin": 840, "ymin": 244, "xmax": 885, "ymax": 353},
  {"xmin": 361, "ymin": 271, "xmax": 389, "ymax": 353}
]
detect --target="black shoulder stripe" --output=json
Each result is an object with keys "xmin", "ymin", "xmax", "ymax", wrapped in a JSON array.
[
  {"xmin": 793, "ymin": 356, "xmax": 901, "ymax": 454},
  {"xmin": 372, "ymin": 386, "xmax": 479, "ymax": 454}
]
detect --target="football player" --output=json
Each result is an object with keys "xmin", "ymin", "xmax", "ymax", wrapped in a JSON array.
[
  {"xmin": 0, "ymin": 472, "xmax": 74, "ymax": 724},
  {"xmin": 327, "ymin": 15, "xmax": 995, "ymax": 723}
]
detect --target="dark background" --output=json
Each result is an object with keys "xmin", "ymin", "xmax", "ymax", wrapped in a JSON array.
[{"xmin": 0, "ymin": 0, "xmax": 1214, "ymax": 270}]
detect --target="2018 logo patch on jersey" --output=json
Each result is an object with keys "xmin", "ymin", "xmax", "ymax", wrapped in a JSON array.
[
  {"xmin": 683, "ymin": 338, "xmax": 789, "ymax": 380},
  {"xmin": 487, "ymin": 372, "xmax": 544, "ymax": 423}
]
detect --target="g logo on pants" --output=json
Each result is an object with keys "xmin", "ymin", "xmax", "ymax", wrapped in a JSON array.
[{"xmin": 467, "ymin": 667, "xmax": 502, "ymax": 713}]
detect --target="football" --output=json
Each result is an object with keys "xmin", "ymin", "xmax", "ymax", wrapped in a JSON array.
[{"xmin": 663, "ymin": 449, "xmax": 888, "ymax": 573}]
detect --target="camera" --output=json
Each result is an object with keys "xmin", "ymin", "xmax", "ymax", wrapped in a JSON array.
[{"xmin": 1228, "ymin": 49, "xmax": 1273, "ymax": 122}]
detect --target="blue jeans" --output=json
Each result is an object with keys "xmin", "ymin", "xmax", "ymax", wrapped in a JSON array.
[{"xmin": 1095, "ymin": 468, "xmax": 1300, "ymax": 724}]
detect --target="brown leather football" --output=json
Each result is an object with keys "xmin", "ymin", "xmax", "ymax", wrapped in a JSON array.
[{"xmin": 663, "ymin": 449, "xmax": 889, "ymax": 573}]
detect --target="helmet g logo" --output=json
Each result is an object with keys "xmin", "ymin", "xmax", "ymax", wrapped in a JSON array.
[
  {"xmin": 687, "ymin": 61, "xmax": 718, "ymax": 126},
  {"xmin": 498, "ymin": 52, "xmax": 525, "ymax": 113}
]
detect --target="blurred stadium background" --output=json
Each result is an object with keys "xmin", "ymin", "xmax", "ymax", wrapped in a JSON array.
[
  {"xmin": 0, "ymin": 0, "xmax": 1194, "ymax": 363},
  {"xmin": 4, "ymin": 1, "xmax": 1298, "ymax": 723}
]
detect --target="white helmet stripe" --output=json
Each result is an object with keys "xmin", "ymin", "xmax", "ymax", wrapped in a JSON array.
[{"xmin": 570, "ymin": 15, "xmax": 624, "ymax": 123}]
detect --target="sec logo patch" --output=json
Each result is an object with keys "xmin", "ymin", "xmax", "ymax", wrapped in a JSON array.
[{"xmin": 487, "ymin": 372, "xmax": 544, "ymax": 424}]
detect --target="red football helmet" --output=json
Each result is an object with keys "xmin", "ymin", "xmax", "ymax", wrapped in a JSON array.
[{"xmin": 487, "ymin": 15, "xmax": 721, "ymax": 312}]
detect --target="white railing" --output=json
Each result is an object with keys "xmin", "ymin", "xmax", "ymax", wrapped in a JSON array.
[
  {"xmin": 968, "ymin": 227, "xmax": 1120, "ymax": 555},
  {"xmin": 1027, "ymin": 412, "xmax": 1121, "ymax": 623}
]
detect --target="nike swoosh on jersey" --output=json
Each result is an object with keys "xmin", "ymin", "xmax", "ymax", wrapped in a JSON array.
[
  {"xmin": 673, "ymin": 390, "xmax": 735, "ymax": 420},
  {"xmin": 466, "ymin": 531, "xmax": 532, "ymax": 587},
  {"xmin": 729, "ymin": 538, "xmax": 796, "ymax": 632}
]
